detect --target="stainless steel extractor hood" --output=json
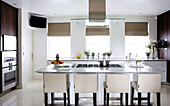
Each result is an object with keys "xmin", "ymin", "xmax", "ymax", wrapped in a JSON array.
[
  {"xmin": 70, "ymin": 0, "xmax": 125, "ymax": 23},
  {"xmin": 89, "ymin": 0, "xmax": 106, "ymax": 22},
  {"xmin": 70, "ymin": 0, "xmax": 125, "ymax": 27}
]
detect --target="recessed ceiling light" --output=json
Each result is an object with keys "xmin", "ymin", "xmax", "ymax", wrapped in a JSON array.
[{"xmin": 13, "ymin": 3, "xmax": 16, "ymax": 5}]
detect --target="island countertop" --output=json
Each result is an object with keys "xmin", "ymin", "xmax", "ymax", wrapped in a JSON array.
[
  {"xmin": 47, "ymin": 57, "xmax": 167, "ymax": 61},
  {"xmin": 37, "ymin": 64, "xmax": 163, "ymax": 74}
]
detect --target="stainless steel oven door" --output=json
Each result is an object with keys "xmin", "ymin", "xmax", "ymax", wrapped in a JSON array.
[
  {"xmin": 2, "ymin": 51, "xmax": 17, "ymax": 68},
  {"xmin": 2, "ymin": 66, "xmax": 17, "ymax": 92}
]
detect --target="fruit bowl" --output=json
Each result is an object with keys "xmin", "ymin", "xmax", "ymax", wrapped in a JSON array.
[
  {"xmin": 76, "ymin": 53, "xmax": 81, "ymax": 59},
  {"xmin": 51, "ymin": 60, "xmax": 64, "ymax": 65}
]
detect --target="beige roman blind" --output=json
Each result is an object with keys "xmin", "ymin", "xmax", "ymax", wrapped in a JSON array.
[
  {"xmin": 48, "ymin": 23, "xmax": 70, "ymax": 36},
  {"xmin": 86, "ymin": 27, "xmax": 109, "ymax": 36},
  {"xmin": 125, "ymin": 22, "xmax": 148, "ymax": 36}
]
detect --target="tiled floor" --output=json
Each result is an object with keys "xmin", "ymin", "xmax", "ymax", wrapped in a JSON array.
[{"xmin": 0, "ymin": 80, "xmax": 170, "ymax": 106}]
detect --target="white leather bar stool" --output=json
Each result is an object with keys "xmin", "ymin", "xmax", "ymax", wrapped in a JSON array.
[
  {"xmin": 130, "ymin": 74, "xmax": 161, "ymax": 106},
  {"xmin": 43, "ymin": 74, "xmax": 70, "ymax": 106},
  {"xmin": 74, "ymin": 74, "xmax": 97, "ymax": 106},
  {"xmin": 104, "ymin": 74, "xmax": 130, "ymax": 106}
]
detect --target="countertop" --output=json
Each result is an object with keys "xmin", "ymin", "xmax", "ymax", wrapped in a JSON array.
[
  {"xmin": 47, "ymin": 57, "xmax": 166, "ymax": 61},
  {"xmin": 37, "ymin": 64, "xmax": 163, "ymax": 74}
]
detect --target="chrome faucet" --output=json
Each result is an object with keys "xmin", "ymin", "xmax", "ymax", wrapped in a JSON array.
[
  {"xmin": 103, "ymin": 58, "xmax": 106, "ymax": 66},
  {"xmin": 129, "ymin": 53, "xmax": 132, "ymax": 60}
]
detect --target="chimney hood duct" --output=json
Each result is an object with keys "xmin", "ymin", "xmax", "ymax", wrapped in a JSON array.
[{"xmin": 89, "ymin": 0, "xmax": 106, "ymax": 22}]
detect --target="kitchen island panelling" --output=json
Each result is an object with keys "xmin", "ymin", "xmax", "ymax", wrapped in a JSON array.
[{"xmin": 37, "ymin": 63, "xmax": 163, "ymax": 105}]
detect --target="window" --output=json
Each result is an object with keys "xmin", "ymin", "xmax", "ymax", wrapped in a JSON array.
[
  {"xmin": 125, "ymin": 36, "xmax": 149, "ymax": 58},
  {"xmin": 86, "ymin": 36, "xmax": 110, "ymax": 56},
  {"xmin": 47, "ymin": 36, "xmax": 71, "ymax": 58}
]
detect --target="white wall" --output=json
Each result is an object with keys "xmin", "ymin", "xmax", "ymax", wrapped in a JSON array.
[
  {"xmin": 110, "ymin": 20, "xmax": 125, "ymax": 58},
  {"xmin": 32, "ymin": 29, "xmax": 47, "ymax": 79},
  {"xmin": 18, "ymin": 9, "xmax": 33, "ymax": 88},
  {"xmin": 71, "ymin": 20, "xmax": 86, "ymax": 57}
]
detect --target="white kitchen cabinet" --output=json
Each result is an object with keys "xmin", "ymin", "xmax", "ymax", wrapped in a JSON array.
[{"xmin": 143, "ymin": 61, "xmax": 167, "ymax": 82}]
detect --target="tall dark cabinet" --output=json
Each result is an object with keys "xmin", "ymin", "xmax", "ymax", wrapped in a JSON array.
[
  {"xmin": 1, "ymin": 1, "xmax": 17, "ymax": 36},
  {"xmin": 157, "ymin": 10, "xmax": 170, "ymax": 83},
  {"xmin": 0, "ymin": 1, "xmax": 18, "ymax": 94}
]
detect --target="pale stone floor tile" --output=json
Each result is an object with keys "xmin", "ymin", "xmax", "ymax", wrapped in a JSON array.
[{"xmin": 0, "ymin": 80, "xmax": 170, "ymax": 106}]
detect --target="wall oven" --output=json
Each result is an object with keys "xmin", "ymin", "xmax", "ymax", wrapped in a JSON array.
[
  {"xmin": 2, "ymin": 51, "xmax": 17, "ymax": 68},
  {"xmin": 2, "ymin": 66, "xmax": 17, "ymax": 92},
  {"xmin": 1, "ymin": 51, "xmax": 17, "ymax": 92},
  {"xmin": 0, "ymin": 35, "xmax": 17, "ymax": 93}
]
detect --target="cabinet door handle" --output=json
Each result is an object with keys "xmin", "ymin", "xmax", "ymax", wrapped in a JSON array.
[{"xmin": 9, "ymin": 63, "xmax": 13, "ymax": 70}]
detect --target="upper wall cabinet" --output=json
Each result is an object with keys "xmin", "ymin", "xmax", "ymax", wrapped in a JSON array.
[
  {"xmin": 157, "ymin": 10, "xmax": 170, "ymax": 60},
  {"xmin": 1, "ymin": 1, "xmax": 17, "ymax": 36},
  {"xmin": 157, "ymin": 12, "xmax": 168, "ymax": 40}
]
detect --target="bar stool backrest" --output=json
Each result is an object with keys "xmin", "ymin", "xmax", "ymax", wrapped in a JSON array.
[
  {"xmin": 106, "ymin": 74, "xmax": 130, "ymax": 93},
  {"xmin": 74, "ymin": 74, "xmax": 97, "ymax": 93},
  {"xmin": 137, "ymin": 74, "xmax": 161, "ymax": 93},
  {"xmin": 44, "ymin": 74, "xmax": 67, "ymax": 93}
]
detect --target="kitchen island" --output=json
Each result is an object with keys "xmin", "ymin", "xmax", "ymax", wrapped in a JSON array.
[
  {"xmin": 37, "ymin": 63, "xmax": 162, "ymax": 74},
  {"xmin": 37, "ymin": 63, "xmax": 163, "ymax": 105}
]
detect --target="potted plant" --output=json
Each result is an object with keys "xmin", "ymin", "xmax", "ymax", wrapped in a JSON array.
[
  {"xmin": 102, "ymin": 52, "xmax": 106, "ymax": 59},
  {"xmin": 145, "ymin": 44, "xmax": 151, "ymax": 59},
  {"xmin": 84, "ymin": 50, "xmax": 90, "ymax": 59},
  {"xmin": 106, "ymin": 51, "xmax": 112, "ymax": 59},
  {"xmin": 91, "ymin": 52, "xmax": 95, "ymax": 59},
  {"xmin": 146, "ymin": 52, "xmax": 151, "ymax": 59}
]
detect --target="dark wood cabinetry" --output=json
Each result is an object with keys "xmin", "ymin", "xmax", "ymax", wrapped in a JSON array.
[
  {"xmin": 157, "ymin": 10, "xmax": 170, "ymax": 82},
  {"xmin": 1, "ymin": 1, "xmax": 17, "ymax": 36},
  {"xmin": 0, "ymin": 1, "xmax": 18, "ymax": 94}
]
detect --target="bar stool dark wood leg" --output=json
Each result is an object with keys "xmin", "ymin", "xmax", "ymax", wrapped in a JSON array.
[
  {"xmin": 104, "ymin": 88, "xmax": 106, "ymax": 106},
  {"xmin": 45, "ymin": 93, "xmax": 48, "ymax": 106},
  {"xmin": 107, "ymin": 93, "xmax": 109, "ymax": 106},
  {"xmin": 157, "ymin": 92, "xmax": 161, "ymax": 106},
  {"xmin": 77, "ymin": 93, "xmax": 79, "ymax": 105},
  {"xmin": 51, "ymin": 93, "xmax": 54, "ymax": 106},
  {"xmin": 138, "ymin": 92, "xmax": 141, "ymax": 106},
  {"xmin": 67, "ymin": 88, "xmax": 70, "ymax": 106},
  {"xmin": 93, "ymin": 93, "xmax": 97, "ymax": 106},
  {"xmin": 147, "ymin": 93, "xmax": 151, "ymax": 106},
  {"xmin": 120, "ymin": 93, "xmax": 123, "ymax": 106},
  {"xmin": 75, "ymin": 93, "xmax": 78, "ymax": 106},
  {"xmin": 63, "ymin": 93, "xmax": 66, "ymax": 106},
  {"xmin": 131, "ymin": 86, "xmax": 134, "ymax": 106},
  {"xmin": 125, "ymin": 93, "xmax": 128, "ymax": 106}
]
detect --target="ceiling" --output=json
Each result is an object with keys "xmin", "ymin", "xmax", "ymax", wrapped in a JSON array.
[{"xmin": 3, "ymin": 0, "xmax": 170, "ymax": 17}]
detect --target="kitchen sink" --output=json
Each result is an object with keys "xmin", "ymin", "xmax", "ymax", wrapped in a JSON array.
[{"xmin": 75, "ymin": 64, "xmax": 122, "ymax": 68}]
